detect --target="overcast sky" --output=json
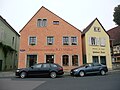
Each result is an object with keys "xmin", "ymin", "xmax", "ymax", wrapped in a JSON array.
[{"xmin": 0, "ymin": 0, "xmax": 120, "ymax": 33}]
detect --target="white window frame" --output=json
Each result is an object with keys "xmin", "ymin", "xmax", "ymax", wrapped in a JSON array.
[
  {"xmin": 71, "ymin": 36, "xmax": 78, "ymax": 45},
  {"xmin": 62, "ymin": 55, "xmax": 70, "ymax": 66},
  {"xmin": 28, "ymin": 36, "xmax": 37, "ymax": 45},
  {"xmin": 53, "ymin": 21, "xmax": 59, "ymax": 25},
  {"xmin": 37, "ymin": 18, "xmax": 47, "ymax": 27},
  {"xmin": 89, "ymin": 37, "xmax": 99, "ymax": 46},
  {"xmin": 72, "ymin": 55, "xmax": 79, "ymax": 66},
  {"xmin": 100, "ymin": 37, "xmax": 106, "ymax": 47},
  {"xmin": 47, "ymin": 36, "xmax": 54, "ymax": 45},
  {"xmin": 63, "ymin": 36, "xmax": 69, "ymax": 45}
]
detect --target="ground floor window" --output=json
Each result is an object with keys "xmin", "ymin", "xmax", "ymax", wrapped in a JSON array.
[
  {"xmin": 62, "ymin": 55, "xmax": 69, "ymax": 66},
  {"xmin": 72, "ymin": 55, "xmax": 78, "ymax": 66},
  {"xmin": 92, "ymin": 56, "xmax": 106, "ymax": 65},
  {"xmin": 100, "ymin": 56, "xmax": 106, "ymax": 65},
  {"xmin": 46, "ymin": 55, "xmax": 54, "ymax": 63},
  {"xmin": 92, "ymin": 56, "xmax": 99, "ymax": 63},
  {"xmin": 26, "ymin": 55, "xmax": 37, "ymax": 67}
]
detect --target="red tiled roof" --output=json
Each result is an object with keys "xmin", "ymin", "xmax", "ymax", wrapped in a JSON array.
[{"xmin": 107, "ymin": 26, "xmax": 120, "ymax": 45}]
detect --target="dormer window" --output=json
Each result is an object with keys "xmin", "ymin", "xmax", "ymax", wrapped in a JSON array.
[
  {"xmin": 94, "ymin": 27, "xmax": 100, "ymax": 32},
  {"xmin": 53, "ymin": 21, "xmax": 59, "ymax": 25}
]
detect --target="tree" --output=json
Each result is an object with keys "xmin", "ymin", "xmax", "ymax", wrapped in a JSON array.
[{"xmin": 113, "ymin": 5, "xmax": 120, "ymax": 26}]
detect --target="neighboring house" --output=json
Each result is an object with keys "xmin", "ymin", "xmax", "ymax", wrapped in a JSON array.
[
  {"xmin": 82, "ymin": 18, "xmax": 112, "ymax": 69},
  {"xmin": 18, "ymin": 6, "xmax": 83, "ymax": 71},
  {"xmin": 0, "ymin": 16, "xmax": 20, "ymax": 71},
  {"xmin": 107, "ymin": 26, "xmax": 120, "ymax": 62}
]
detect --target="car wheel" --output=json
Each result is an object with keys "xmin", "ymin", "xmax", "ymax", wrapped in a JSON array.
[
  {"xmin": 50, "ymin": 72, "xmax": 57, "ymax": 78},
  {"xmin": 20, "ymin": 72, "xmax": 27, "ymax": 78},
  {"xmin": 79, "ymin": 71, "xmax": 85, "ymax": 77},
  {"xmin": 100, "ymin": 70, "xmax": 106, "ymax": 75}
]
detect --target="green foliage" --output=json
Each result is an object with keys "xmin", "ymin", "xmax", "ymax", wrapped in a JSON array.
[{"xmin": 113, "ymin": 5, "xmax": 120, "ymax": 26}]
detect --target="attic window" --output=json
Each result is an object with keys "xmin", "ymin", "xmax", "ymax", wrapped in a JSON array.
[
  {"xmin": 94, "ymin": 27, "xmax": 100, "ymax": 32},
  {"xmin": 37, "ymin": 19, "xmax": 47, "ymax": 27},
  {"xmin": 53, "ymin": 21, "xmax": 59, "ymax": 25}
]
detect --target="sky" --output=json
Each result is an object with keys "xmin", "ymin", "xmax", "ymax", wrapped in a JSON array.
[{"xmin": 0, "ymin": 0, "xmax": 120, "ymax": 33}]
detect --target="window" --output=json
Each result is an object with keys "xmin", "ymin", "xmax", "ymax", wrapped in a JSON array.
[
  {"xmin": 94, "ymin": 27, "xmax": 100, "ymax": 32},
  {"xmin": 100, "ymin": 37, "xmax": 106, "ymax": 46},
  {"xmin": 29, "ymin": 36, "xmax": 37, "ymax": 45},
  {"xmin": 47, "ymin": 36, "xmax": 54, "ymax": 45},
  {"xmin": 100, "ymin": 56, "xmax": 106, "ymax": 65},
  {"xmin": 51, "ymin": 64, "xmax": 57, "ymax": 68},
  {"xmin": 12, "ymin": 37, "xmax": 14, "ymax": 45},
  {"xmin": 37, "ymin": 19, "xmax": 47, "ymax": 27},
  {"xmin": 42, "ymin": 64, "xmax": 50, "ymax": 68},
  {"xmin": 91, "ymin": 37, "xmax": 96, "ymax": 45},
  {"xmin": 72, "ymin": 55, "xmax": 78, "ymax": 66},
  {"xmin": 89, "ymin": 37, "xmax": 99, "ymax": 46},
  {"xmin": 62, "ymin": 55, "xmax": 69, "ymax": 66},
  {"xmin": 63, "ymin": 37, "xmax": 69, "ymax": 45},
  {"xmin": 71, "ymin": 37, "xmax": 77, "ymax": 45},
  {"xmin": 53, "ymin": 21, "xmax": 59, "ymax": 25},
  {"xmin": 43, "ymin": 19, "xmax": 47, "ymax": 26},
  {"xmin": 93, "ymin": 63, "xmax": 101, "ymax": 66},
  {"xmin": 34, "ymin": 64, "xmax": 42, "ymax": 68},
  {"xmin": 46, "ymin": 55, "xmax": 54, "ymax": 63},
  {"xmin": 26, "ymin": 55, "xmax": 37, "ymax": 67},
  {"xmin": 93, "ymin": 56, "xmax": 99, "ymax": 63}
]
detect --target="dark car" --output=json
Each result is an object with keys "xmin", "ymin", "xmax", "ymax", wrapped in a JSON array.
[
  {"xmin": 70, "ymin": 63, "xmax": 108, "ymax": 77},
  {"xmin": 16, "ymin": 63, "xmax": 64, "ymax": 78}
]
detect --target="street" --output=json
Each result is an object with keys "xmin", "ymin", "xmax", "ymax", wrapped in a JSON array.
[{"xmin": 0, "ymin": 71, "xmax": 120, "ymax": 90}]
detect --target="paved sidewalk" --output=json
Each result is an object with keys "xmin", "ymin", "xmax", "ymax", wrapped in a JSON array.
[{"xmin": 0, "ymin": 71, "xmax": 15, "ymax": 78}]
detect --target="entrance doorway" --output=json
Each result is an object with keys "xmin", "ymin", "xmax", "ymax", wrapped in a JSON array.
[
  {"xmin": 27, "ymin": 55, "xmax": 37, "ymax": 67},
  {"xmin": 46, "ymin": 55, "xmax": 54, "ymax": 63},
  {"xmin": 0, "ymin": 60, "xmax": 2, "ymax": 71}
]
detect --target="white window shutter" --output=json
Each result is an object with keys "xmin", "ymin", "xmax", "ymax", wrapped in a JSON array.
[
  {"xmin": 97, "ymin": 38, "xmax": 99, "ymax": 45},
  {"xmin": 100, "ymin": 37, "xmax": 106, "ymax": 46},
  {"xmin": 89, "ymin": 37, "xmax": 91, "ymax": 45}
]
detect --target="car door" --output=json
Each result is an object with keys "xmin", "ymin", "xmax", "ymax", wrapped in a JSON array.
[
  {"xmin": 28, "ymin": 64, "xmax": 42, "ymax": 76},
  {"xmin": 85, "ymin": 64, "xmax": 94, "ymax": 74},
  {"xmin": 40, "ymin": 64, "xmax": 50, "ymax": 75},
  {"xmin": 92, "ymin": 63, "xmax": 101, "ymax": 73}
]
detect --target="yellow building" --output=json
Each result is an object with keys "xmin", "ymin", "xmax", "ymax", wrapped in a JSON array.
[{"xmin": 82, "ymin": 18, "xmax": 112, "ymax": 69}]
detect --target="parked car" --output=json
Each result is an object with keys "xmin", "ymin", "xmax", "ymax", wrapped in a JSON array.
[
  {"xmin": 70, "ymin": 63, "xmax": 108, "ymax": 77},
  {"xmin": 15, "ymin": 63, "xmax": 64, "ymax": 78}
]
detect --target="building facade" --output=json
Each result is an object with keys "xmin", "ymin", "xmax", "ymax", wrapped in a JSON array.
[
  {"xmin": 107, "ymin": 26, "xmax": 120, "ymax": 62},
  {"xmin": 0, "ymin": 16, "xmax": 20, "ymax": 71},
  {"xmin": 18, "ymin": 6, "xmax": 83, "ymax": 71},
  {"xmin": 82, "ymin": 18, "xmax": 112, "ymax": 69}
]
